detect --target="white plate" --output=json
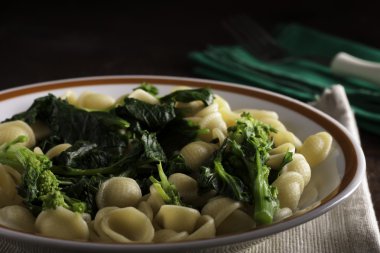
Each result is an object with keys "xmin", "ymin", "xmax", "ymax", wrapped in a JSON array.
[{"xmin": 0, "ymin": 75, "xmax": 365, "ymax": 253}]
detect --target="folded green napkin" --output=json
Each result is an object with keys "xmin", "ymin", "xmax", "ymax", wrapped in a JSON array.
[{"xmin": 189, "ymin": 24, "xmax": 380, "ymax": 135}]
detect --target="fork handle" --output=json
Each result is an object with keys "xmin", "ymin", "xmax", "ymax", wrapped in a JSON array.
[{"xmin": 331, "ymin": 52, "xmax": 380, "ymax": 86}]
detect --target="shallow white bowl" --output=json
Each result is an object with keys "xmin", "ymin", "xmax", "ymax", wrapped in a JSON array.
[{"xmin": 0, "ymin": 76, "xmax": 365, "ymax": 253}]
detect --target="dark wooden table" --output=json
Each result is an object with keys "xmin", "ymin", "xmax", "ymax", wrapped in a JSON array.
[{"xmin": 1, "ymin": 2, "xmax": 380, "ymax": 225}]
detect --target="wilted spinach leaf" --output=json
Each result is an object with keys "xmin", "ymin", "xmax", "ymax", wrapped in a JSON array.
[
  {"xmin": 160, "ymin": 88, "xmax": 213, "ymax": 106},
  {"xmin": 114, "ymin": 98, "xmax": 176, "ymax": 131},
  {"xmin": 8, "ymin": 94, "xmax": 129, "ymax": 150},
  {"xmin": 53, "ymin": 141, "xmax": 114, "ymax": 169}
]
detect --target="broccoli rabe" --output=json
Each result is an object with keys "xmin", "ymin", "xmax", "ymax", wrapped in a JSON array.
[
  {"xmin": 0, "ymin": 136, "xmax": 86, "ymax": 214},
  {"xmin": 199, "ymin": 113, "xmax": 282, "ymax": 225},
  {"xmin": 149, "ymin": 162, "xmax": 182, "ymax": 206}
]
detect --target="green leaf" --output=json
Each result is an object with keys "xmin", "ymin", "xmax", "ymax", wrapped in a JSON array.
[
  {"xmin": 115, "ymin": 98, "xmax": 176, "ymax": 130},
  {"xmin": 160, "ymin": 88, "xmax": 214, "ymax": 106}
]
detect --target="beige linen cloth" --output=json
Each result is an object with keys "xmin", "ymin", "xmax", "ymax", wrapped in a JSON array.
[{"xmin": 232, "ymin": 85, "xmax": 380, "ymax": 253}]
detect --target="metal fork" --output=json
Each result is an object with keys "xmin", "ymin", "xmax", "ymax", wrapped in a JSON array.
[{"xmin": 222, "ymin": 15, "xmax": 288, "ymax": 61}]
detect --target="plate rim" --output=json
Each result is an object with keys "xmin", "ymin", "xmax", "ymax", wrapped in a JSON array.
[{"xmin": 0, "ymin": 75, "xmax": 366, "ymax": 251}]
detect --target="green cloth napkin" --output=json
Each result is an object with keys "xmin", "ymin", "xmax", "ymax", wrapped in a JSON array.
[{"xmin": 188, "ymin": 24, "xmax": 380, "ymax": 135}]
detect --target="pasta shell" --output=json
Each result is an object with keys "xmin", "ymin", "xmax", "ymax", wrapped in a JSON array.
[
  {"xmin": 262, "ymin": 118, "xmax": 287, "ymax": 132},
  {"xmin": 299, "ymin": 131, "xmax": 333, "ymax": 168},
  {"xmin": 146, "ymin": 185, "xmax": 165, "ymax": 214},
  {"xmin": 137, "ymin": 201, "xmax": 154, "ymax": 221},
  {"xmin": 0, "ymin": 165, "xmax": 22, "ymax": 207},
  {"xmin": 153, "ymin": 229, "xmax": 189, "ymax": 243},
  {"xmin": 61, "ymin": 90, "xmax": 78, "ymax": 105},
  {"xmin": 201, "ymin": 197, "xmax": 242, "ymax": 227},
  {"xmin": 273, "ymin": 207, "xmax": 293, "ymax": 222},
  {"xmin": 35, "ymin": 206, "xmax": 89, "ymax": 241},
  {"xmin": 155, "ymin": 205, "xmax": 201, "ymax": 233},
  {"xmin": 168, "ymin": 173, "xmax": 198, "ymax": 204},
  {"xmin": 96, "ymin": 177, "xmax": 142, "ymax": 209},
  {"xmin": 0, "ymin": 120, "xmax": 36, "ymax": 148},
  {"xmin": 76, "ymin": 91, "xmax": 115, "ymax": 110},
  {"xmin": 0, "ymin": 205, "xmax": 36, "ymax": 233},
  {"xmin": 272, "ymin": 130, "xmax": 302, "ymax": 150},
  {"xmin": 175, "ymin": 101, "xmax": 205, "ymax": 116},
  {"xmin": 281, "ymin": 153, "xmax": 311, "ymax": 186},
  {"xmin": 272, "ymin": 171, "xmax": 305, "ymax": 211},
  {"xmin": 99, "ymin": 207, "xmax": 154, "ymax": 243},
  {"xmin": 180, "ymin": 141, "xmax": 218, "ymax": 171},
  {"xmin": 234, "ymin": 109, "xmax": 279, "ymax": 121},
  {"xmin": 216, "ymin": 209, "xmax": 255, "ymax": 236},
  {"xmin": 186, "ymin": 215, "xmax": 216, "ymax": 241},
  {"xmin": 195, "ymin": 103, "xmax": 219, "ymax": 117},
  {"xmin": 128, "ymin": 89, "xmax": 159, "ymax": 105},
  {"xmin": 199, "ymin": 112, "xmax": 227, "ymax": 135}
]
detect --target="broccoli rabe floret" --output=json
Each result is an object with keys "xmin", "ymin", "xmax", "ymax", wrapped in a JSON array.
[{"xmin": 0, "ymin": 136, "xmax": 87, "ymax": 214}]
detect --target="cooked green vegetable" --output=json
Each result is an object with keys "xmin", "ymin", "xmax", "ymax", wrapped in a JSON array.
[
  {"xmin": 199, "ymin": 113, "xmax": 280, "ymax": 224},
  {"xmin": 9, "ymin": 94, "xmax": 129, "ymax": 152},
  {"xmin": 51, "ymin": 130, "xmax": 166, "ymax": 177},
  {"xmin": 159, "ymin": 87, "xmax": 214, "ymax": 106},
  {"xmin": 0, "ymin": 84, "xmax": 286, "ymax": 227},
  {"xmin": 114, "ymin": 98, "xmax": 176, "ymax": 131},
  {"xmin": 0, "ymin": 136, "xmax": 87, "ymax": 215},
  {"xmin": 149, "ymin": 162, "xmax": 182, "ymax": 206}
]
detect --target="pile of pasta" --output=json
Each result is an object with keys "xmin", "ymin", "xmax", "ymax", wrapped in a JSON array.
[{"xmin": 0, "ymin": 87, "xmax": 332, "ymax": 243}]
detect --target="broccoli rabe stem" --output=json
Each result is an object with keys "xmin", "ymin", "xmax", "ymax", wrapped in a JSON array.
[{"xmin": 253, "ymin": 150, "xmax": 278, "ymax": 225}]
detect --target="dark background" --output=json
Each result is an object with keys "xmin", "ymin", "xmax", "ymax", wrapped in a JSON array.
[{"xmin": 1, "ymin": 1, "xmax": 380, "ymax": 224}]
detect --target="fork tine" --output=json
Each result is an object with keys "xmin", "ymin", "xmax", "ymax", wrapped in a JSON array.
[{"xmin": 223, "ymin": 15, "xmax": 287, "ymax": 61}]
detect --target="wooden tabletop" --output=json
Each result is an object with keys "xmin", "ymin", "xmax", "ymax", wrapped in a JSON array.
[{"xmin": 1, "ymin": 2, "xmax": 380, "ymax": 225}]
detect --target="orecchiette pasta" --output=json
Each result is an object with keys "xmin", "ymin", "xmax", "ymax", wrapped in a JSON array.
[
  {"xmin": 299, "ymin": 131, "xmax": 333, "ymax": 168},
  {"xmin": 94, "ymin": 207, "xmax": 154, "ymax": 243},
  {"xmin": 234, "ymin": 109, "xmax": 279, "ymax": 121},
  {"xmin": 281, "ymin": 153, "xmax": 311, "ymax": 186},
  {"xmin": 272, "ymin": 130, "xmax": 303, "ymax": 150},
  {"xmin": 76, "ymin": 91, "xmax": 115, "ymax": 110},
  {"xmin": 137, "ymin": 201, "xmax": 154, "ymax": 221},
  {"xmin": 128, "ymin": 89, "xmax": 160, "ymax": 104},
  {"xmin": 0, "ymin": 165, "xmax": 22, "ymax": 207},
  {"xmin": 216, "ymin": 209, "xmax": 255, "ymax": 235},
  {"xmin": 201, "ymin": 197, "xmax": 242, "ymax": 228},
  {"xmin": 35, "ymin": 206, "xmax": 89, "ymax": 241},
  {"xmin": 61, "ymin": 90, "xmax": 78, "ymax": 105},
  {"xmin": 168, "ymin": 173, "xmax": 198, "ymax": 204},
  {"xmin": 260, "ymin": 118, "xmax": 287, "ymax": 132},
  {"xmin": 0, "ymin": 120, "xmax": 36, "ymax": 148},
  {"xmin": 146, "ymin": 185, "xmax": 165, "ymax": 215},
  {"xmin": 180, "ymin": 141, "xmax": 218, "ymax": 171},
  {"xmin": 214, "ymin": 95, "xmax": 240, "ymax": 127},
  {"xmin": 272, "ymin": 171, "xmax": 305, "ymax": 211},
  {"xmin": 153, "ymin": 229, "xmax": 189, "ymax": 243},
  {"xmin": 266, "ymin": 143, "xmax": 296, "ymax": 169},
  {"xmin": 96, "ymin": 177, "xmax": 142, "ymax": 209},
  {"xmin": 0, "ymin": 205, "xmax": 36, "ymax": 233},
  {"xmin": 273, "ymin": 207, "xmax": 293, "ymax": 222},
  {"xmin": 185, "ymin": 215, "xmax": 216, "ymax": 241},
  {"xmin": 155, "ymin": 205, "xmax": 201, "ymax": 233}
]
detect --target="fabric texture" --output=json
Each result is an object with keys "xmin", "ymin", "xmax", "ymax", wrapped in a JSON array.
[
  {"xmin": 189, "ymin": 24, "xmax": 380, "ymax": 135},
  {"xmin": 242, "ymin": 85, "xmax": 380, "ymax": 253}
]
